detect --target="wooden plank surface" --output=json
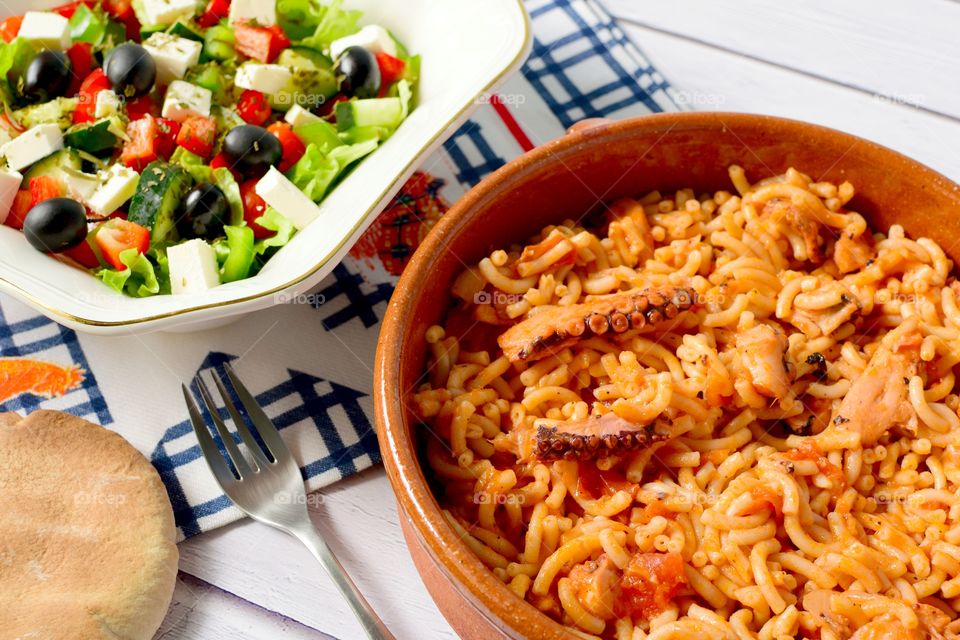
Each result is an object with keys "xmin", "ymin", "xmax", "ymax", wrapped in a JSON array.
[
  {"xmin": 603, "ymin": 0, "xmax": 960, "ymax": 120},
  {"xmin": 174, "ymin": 469, "xmax": 458, "ymax": 639},
  {"xmin": 156, "ymin": 573, "xmax": 333, "ymax": 639},
  {"xmin": 617, "ymin": 21, "xmax": 960, "ymax": 182}
]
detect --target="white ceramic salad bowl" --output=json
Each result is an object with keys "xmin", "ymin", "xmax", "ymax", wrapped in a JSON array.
[{"xmin": 0, "ymin": 0, "xmax": 531, "ymax": 334}]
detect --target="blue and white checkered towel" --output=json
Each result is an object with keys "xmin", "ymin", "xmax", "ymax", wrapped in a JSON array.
[{"xmin": 0, "ymin": 0, "xmax": 680, "ymax": 540}]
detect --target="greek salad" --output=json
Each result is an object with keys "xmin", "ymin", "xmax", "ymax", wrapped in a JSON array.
[{"xmin": 0, "ymin": 0, "xmax": 417, "ymax": 296}]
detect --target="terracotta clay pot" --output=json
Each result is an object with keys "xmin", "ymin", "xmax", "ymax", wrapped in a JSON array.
[{"xmin": 374, "ymin": 112, "xmax": 960, "ymax": 640}]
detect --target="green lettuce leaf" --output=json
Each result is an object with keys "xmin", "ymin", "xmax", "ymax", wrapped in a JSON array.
[
  {"xmin": 283, "ymin": 0, "xmax": 362, "ymax": 51},
  {"xmin": 97, "ymin": 249, "xmax": 161, "ymax": 297},
  {"xmin": 328, "ymin": 136, "xmax": 378, "ymax": 169},
  {"xmin": 293, "ymin": 120, "xmax": 342, "ymax": 153},
  {"xmin": 285, "ymin": 142, "xmax": 339, "ymax": 201},
  {"xmin": 0, "ymin": 38, "xmax": 37, "ymax": 112},
  {"xmin": 398, "ymin": 78, "xmax": 412, "ymax": 120},
  {"xmin": 253, "ymin": 207, "xmax": 297, "ymax": 255}
]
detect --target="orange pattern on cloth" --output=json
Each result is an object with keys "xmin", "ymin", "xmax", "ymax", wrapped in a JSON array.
[
  {"xmin": 0, "ymin": 358, "xmax": 84, "ymax": 403},
  {"xmin": 349, "ymin": 171, "xmax": 447, "ymax": 276}
]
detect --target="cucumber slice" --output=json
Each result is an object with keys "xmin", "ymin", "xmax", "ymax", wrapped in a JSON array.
[
  {"xmin": 13, "ymin": 97, "xmax": 78, "ymax": 131},
  {"xmin": 168, "ymin": 19, "xmax": 204, "ymax": 42},
  {"xmin": 139, "ymin": 23, "xmax": 166, "ymax": 40},
  {"xmin": 64, "ymin": 119, "xmax": 119, "ymax": 154},
  {"xmin": 334, "ymin": 97, "xmax": 404, "ymax": 131},
  {"xmin": 23, "ymin": 148, "xmax": 83, "ymax": 180},
  {"xmin": 128, "ymin": 161, "xmax": 193, "ymax": 244},
  {"xmin": 271, "ymin": 49, "xmax": 337, "ymax": 110}
]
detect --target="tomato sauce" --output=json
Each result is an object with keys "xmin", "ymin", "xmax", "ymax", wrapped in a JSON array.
[
  {"xmin": 577, "ymin": 464, "xmax": 632, "ymax": 499},
  {"xmin": 783, "ymin": 440, "xmax": 846, "ymax": 490},
  {"xmin": 615, "ymin": 552, "xmax": 686, "ymax": 620}
]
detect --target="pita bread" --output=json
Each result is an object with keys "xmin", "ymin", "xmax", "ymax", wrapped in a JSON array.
[{"xmin": 0, "ymin": 410, "xmax": 179, "ymax": 639}]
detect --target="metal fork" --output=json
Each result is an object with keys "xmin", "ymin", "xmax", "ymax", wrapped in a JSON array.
[{"xmin": 183, "ymin": 363, "xmax": 396, "ymax": 640}]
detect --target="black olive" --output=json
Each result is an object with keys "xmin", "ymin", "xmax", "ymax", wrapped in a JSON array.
[
  {"xmin": 22, "ymin": 51, "xmax": 71, "ymax": 103},
  {"xmin": 23, "ymin": 198, "xmax": 87, "ymax": 253},
  {"xmin": 334, "ymin": 46, "xmax": 381, "ymax": 99},
  {"xmin": 222, "ymin": 125, "xmax": 282, "ymax": 176},
  {"xmin": 104, "ymin": 43, "xmax": 156, "ymax": 98},
  {"xmin": 177, "ymin": 184, "xmax": 229, "ymax": 240}
]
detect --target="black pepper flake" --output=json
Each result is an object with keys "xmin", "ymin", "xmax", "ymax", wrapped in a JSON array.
[{"xmin": 834, "ymin": 415, "xmax": 849, "ymax": 425}]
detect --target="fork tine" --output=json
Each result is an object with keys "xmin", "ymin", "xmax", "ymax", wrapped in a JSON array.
[
  {"xmin": 182, "ymin": 384, "xmax": 238, "ymax": 487},
  {"xmin": 196, "ymin": 375, "xmax": 256, "ymax": 478},
  {"xmin": 223, "ymin": 362, "xmax": 290, "ymax": 462},
  {"xmin": 211, "ymin": 372, "xmax": 272, "ymax": 468}
]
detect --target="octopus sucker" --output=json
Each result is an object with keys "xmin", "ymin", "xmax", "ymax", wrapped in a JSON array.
[
  {"xmin": 498, "ymin": 286, "xmax": 696, "ymax": 363},
  {"xmin": 532, "ymin": 413, "xmax": 673, "ymax": 461}
]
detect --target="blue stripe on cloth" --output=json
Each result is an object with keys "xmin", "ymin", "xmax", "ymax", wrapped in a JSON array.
[
  {"xmin": 313, "ymin": 264, "xmax": 394, "ymax": 331},
  {"xmin": 522, "ymin": 0, "xmax": 674, "ymax": 127},
  {"xmin": 441, "ymin": 120, "xmax": 507, "ymax": 187},
  {"xmin": 151, "ymin": 351, "xmax": 379, "ymax": 538}
]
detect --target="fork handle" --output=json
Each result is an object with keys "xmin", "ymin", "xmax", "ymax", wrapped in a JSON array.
[{"xmin": 288, "ymin": 521, "xmax": 397, "ymax": 640}]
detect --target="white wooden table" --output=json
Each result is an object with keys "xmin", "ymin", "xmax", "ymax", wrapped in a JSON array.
[{"xmin": 155, "ymin": 2, "xmax": 960, "ymax": 638}]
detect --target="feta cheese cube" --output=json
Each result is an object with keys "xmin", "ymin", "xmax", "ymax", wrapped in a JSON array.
[
  {"xmin": 161, "ymin": 80, "xmax": 212, "ymax": 122},
  {"xmin": 228, "ymin": 0, "xmax": 276, "ymax": 27},
  {"xmin": 137, "ymin": 0, "xmax": 198, "ymax": 27},
  {"xmin": 143, "ymin": 33, "xmax": 202, "ymax": 85},
  {"xmin": 329, "ymin": 25, "xmax": 397, "ymax": 60},
  {"xmin": 63, "ymin": 171, "xmax": 100, "ymax": 203},
  {"xmin": 18, "ymin": 12, "xmax": 72, "ymax": 50},
  {"xmin": 0, "ymin": 169, "xmax": 23, "ymax": 226},
  {"xmin": 0, "ymin": 124, "xmax": 64, "ymax": 172},
  {"xmin": 284, "ymin": 104, "xmax": 321, "ymax": 128},
  {"xmin": 87, "ymin": 165, "xmax": 140, "ymax": 216},
  {"xmin": 94, "ymin": 91, "xmax": 122, "ymax": 119},
  {"xmin": 255, "ymin": 166, "xmax": 321, "ymax": 230},
  {"xmin": 235, "ymin": 63, "xmax": 292, "ymax": 95},
  {"xmin": 168, "ymin": 239, "xmax": 221, "ymax": 294}
]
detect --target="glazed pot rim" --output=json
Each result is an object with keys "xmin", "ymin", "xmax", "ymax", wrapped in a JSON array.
[{"xmin": 373, "ymin": 111, "xmax": 960, "ymax": 639}]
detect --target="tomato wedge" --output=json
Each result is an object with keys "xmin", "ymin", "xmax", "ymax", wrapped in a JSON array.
[
  {"xmin": 62, "ymin": 237, "xmax": 101, "ymax": 269},
  {"xmin": 0, "ymin": 16, "xmax": 22, "ymax": 43},
  {"xmin": 239, "ymin": 178, "xmax": 274, "ymax": 239},
  {"xmin": 94, "ymin": 219, "xmax": 150, "ymax": 270},
  {"xmin": 5, "ymin": 190, "xmax": 32, "ymax": 230},
  {"xmin": 266, "ymin": 122, "xmax": 305, "ymax": 173},
  {"xmin": 73, "ymin": 68, "xmax": 111, "ymax": 124},
  {"xmin": 375, "ymin": 52, "xmax": 405, "ymax": 96},
  {"xmin": 125, "ymin": 94, "xmax": 159, "ymax": 121},
  {"xmin": 65, "ymin": 42, "xmax": 94, "ymax": 97},
  {"xmin": 52, "ymin": 0, "xmax": 94, "ymax": 18},
  {"xmin": 198, "ymin": 0, "xmax": 230, "ymax": 28},
  {"xmin": 236, "ymin": 89, "xmax": 271, "ymax": 125},
  {"xmin": 210, "ymin": 152, "xmax": 241, "ymax": 182},
  {"xmin": 176, "ymin": 115, "xmax": 217, "ymax": 157},
  {"xmin": 121, "ymin": 115, "xmax": 159, "ymax": 172},
  {"xmin": 102, "ymin": 0, "xmax": 140, "ymax": 39},
  {"xmin": 155, "ymin": 117, "xmax": 181, "ymax": 159},
  {"xmin": 29, "ymin": 176, "xmax": 65, "ymax": 207},
  {"xmin": 233, "ymin": 22, "xmax": 288, "ymax": 63}
]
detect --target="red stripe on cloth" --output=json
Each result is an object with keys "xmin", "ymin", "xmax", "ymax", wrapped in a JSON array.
[{"xmin": 490, "ymin": 94, "xmax": 535, "ymax": 152}]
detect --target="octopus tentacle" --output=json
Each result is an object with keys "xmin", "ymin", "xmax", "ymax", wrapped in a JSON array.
[
  {"xmin": 498, "ymin": 286, "xmax": 695, "ymax": 363},
  {"xmin": 533, "ymin": 413, "xmax": 673, "ymax": 461}
]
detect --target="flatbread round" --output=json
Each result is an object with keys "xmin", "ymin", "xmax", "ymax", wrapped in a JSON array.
[{"xmin": 0, "ymin": 410, "xmax": 178, "ymax": 639}]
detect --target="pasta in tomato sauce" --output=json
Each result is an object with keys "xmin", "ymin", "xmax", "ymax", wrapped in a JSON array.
[{"xmin": 413, "ymin": 166, "xmax": 960, "ymax": 639}]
